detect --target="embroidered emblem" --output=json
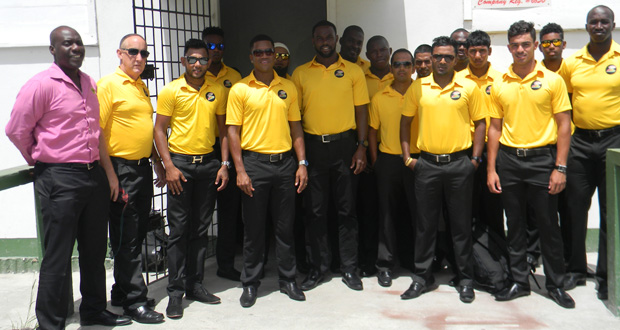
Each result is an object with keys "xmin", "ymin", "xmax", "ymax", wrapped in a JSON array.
[
  {"xmin": 224, "ymin": 79, "xmax": 232, "ymax": 88},
  {"xmin": 531, "ymin": 80, "xmax": 542, "ymax": 90},
  {"xmin": 278, "ymin": 90, "xmax": 288, "ymax": 99},
  {"xmin": 485, "ymin": 85, "xmax": 492, "ymax": 95},
  {"xmin": 206, "ymin": 92, "xmax": 216, "ymax": 102},
  {"xmin": 450, "ymin": 90, "xmax": 461, "ymax": 100},
  {"xmin": 606, "ymin": 65, "xmax": 617, "ymax": 74},
  {"xmin": 91, "ymin": 87, "xmax": 96, "ymax": 94},
  {"xmin": 334, "ymin": 70, "xmax": 345, "ymax": 78}
]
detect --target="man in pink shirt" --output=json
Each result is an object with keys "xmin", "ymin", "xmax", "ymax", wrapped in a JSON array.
[{"xmin": 5, "ymin": 26, "xmax": 131, "ymax": 329}]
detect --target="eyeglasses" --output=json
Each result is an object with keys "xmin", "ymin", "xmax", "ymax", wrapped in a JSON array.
[
  {"xmin": 392, "ymin": 61, "xmax": 413, "ymax": 68},
  {"xmin": 541, "ymin": 39, "xmax": 563, "ymax": 48},
  {"xmin": 455, "ymin": 41, "xmax": 468, "ymax": 48},
  {"xmin": 185, "ymin": 56, "xmax": 209, "ymax": 65},
  {"xmin": 252, "ymin": 48, "xmax": 274, "ymax": 57},
  {"xmin": 432, "ymin": 54, "xmax": 455, "ymax": 62},
  {"xmin": 275, "ymin": 53, "xmax": 290, "ymax": 60},
  {"xmin": 121, "ymin": 48, "xmax": 150, "ymax": 58},
  {"xmin": 207, "ymin": 42, "xmax": 225, "ymax": 50}
]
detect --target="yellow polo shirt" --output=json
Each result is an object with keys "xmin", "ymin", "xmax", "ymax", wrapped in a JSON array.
[
  {"xmin": 366, "ymin": 71, "xmax": 394, "ymax": 99},
  {"xmin": 226, "ymin": 71, "xmax": 301, "ymax": 154},
  {"xmin": 403, "ymin": 73, "xmax": 485, "ymax": 154},
  {"xmin": 98, "ymin": 67, "xmax": 154, "ymax": 160},
  {"xmin": 460, "ymin": 64, "xmax": 503, "ymax": 139},
  {"xmin": 369, "ymin": 83, "xmax": 419, "ymax": 155},
  {"xmin": 156, "ymin": 74, "xmax": 226, "ymax": 155},
  {"xmin": 292, "ymin": 55, "xmax": 369, "ymax": 135},
  {"xmin": 205, "ymin": 62, "xmax": 242, "ymax": 95},
  {"xmin": 490, "ymin": 62, "xmax": 571, "ymax": 148},
  {"xmin": 356, "ymin": 56, "xmax": 371, "ymax": 73},
  {"xmin": 562, "ymin": 40, "xmax": 620, "ymax": 129}
]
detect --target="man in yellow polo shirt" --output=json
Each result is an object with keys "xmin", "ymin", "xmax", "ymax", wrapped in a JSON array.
[
  {"xmin": 414, "ymin": 44, "xmax": 432, "ymax": 79},
  {"xmin": 369, "ymin": 48, "xmax": 417, "ymax": 287},
  {"xmin": 451, "ymin": 28, "xmax": 470, "ymax": 72},
  {"xmin": 227, "ymin": 34, "xmax": 308, "ymax": 308},
  {"xmin": 366, "ymin": 36, "xmax": 394, "ymax": 98},
  {"xmin": 274, "ymin": 42, "xmax": 292, "ymax": 79},
  {"xmin": 339, "ymin": 25, "xmax": 370, "ymax": 72},
  {"xmin": 292, "ymin": 20, "xmax": 369, "ymax": 291},
  {"xmin": 487, "ymin": 21, "xmax": 574, "ymax": 308},
  {"xmin": 400, "ymin": 36, "xmax": 485, "ymax": 303},
  {"xmin": 561, "ymin": 5, "xmax": 620, "ymax": 300},
  {"xmin": 154, "ymin": 39, "xmax": 229, "ymax": 319},
  {"xmin": 98, "ymin": 33, "xmax": 165, "ymax": 323}
]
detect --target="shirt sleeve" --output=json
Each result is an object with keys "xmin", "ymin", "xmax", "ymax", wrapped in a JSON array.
[
  {"xmin": 96, "ymin": 78, "xmax": 114, "ymax": 129},
  {"xmin": 551, "ymin": 75, "xmax": 572, "ymax": 114},
  {"xmin": 560, "ymin": 58, "xmax": 573, "ymax": 93},
  {"xmin": 488, "ymin": 81, "xmax": 503, "ymax": 119},
  {"xmin": 291, "ymin": 68, "xmax": 304, "ymax": 113},
  {"xmin": 156, "ymin": 85, "xmax": 176, "ymax": 117},
  {"xmin": 402, "ymin": 82, "xmax": 418, "ymax": 117},
  {"xmin": 468, "ymin": 83, "xmax": 487, "ymax": 122},
  {"xmin": 214, "ymin": 85, "xmax": 227, "ymax": 116},
  {"xmin": 287, "ymin": 86, "xmax": 301, "ymax": 122},
  {"xmin": 351, "ymin": 66, "xmax": 370, "ymax": 106},
  {"xmin": 225, "ymin": 83, "xmax": 244, "ymax": 126},
  {"xmin": 368, "ymin": 95, "xmax": 380, "ymax": 130}
]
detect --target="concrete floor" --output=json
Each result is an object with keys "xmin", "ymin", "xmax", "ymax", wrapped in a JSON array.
[{"xmin": 2, "ymin": 253, "xmax": 619, "ymax": 330}]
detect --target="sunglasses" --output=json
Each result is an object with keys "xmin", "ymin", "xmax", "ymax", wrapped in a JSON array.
[
  {"xmin": 252, "ymin": 48, "xmax": 274, "ymax": 57},
  {"xmin": 392, "ymin": 61, "xmax": 413, "ymax": 68},
  {"xmin": 432, "ymin": 54, "xmax": 455, "ymax": 62},
  {"xmin": 275, "ymin": 53, "xmax": 290, "ymax": 60},
  {"xmin": 541, "ymin": 39, "xmax": 563, "ymax": 48},
  {"xmin": 186, "ymin": 56, "xmax": 209, "ymax": 65},
  {"xmin": 207, "ymin": 42, "xmax": 225, "ymax": 50},
  {"xmin": 121, "ymin": 48, "xmax": 150, "ymax": 58}
]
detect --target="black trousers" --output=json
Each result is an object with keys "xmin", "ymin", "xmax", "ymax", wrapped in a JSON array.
[
  {"xmin": 304, "ymin": 135, "xmax": 359, "ymax": 274},
  {"xmin": 356, "ymin": 162, "xmax": 379, "ymax": 272},
  {"xmin": 412, "ymin": 155, "xmax": 475, "ymax": 286},
  {"xmin": 166, "ymin": 153, "xmax": 219, "ymax": 297},
  {"xmin": 374, "ymin": 152, "xmax": 416, "ymax": 272},
  {"xmin": 497, "ymin": 147, "xmax": 565, "ymax": 290},
  {"xmin": 240, "ymin": 155, "xmax": 297, "ymax": 286},
  {"xmin": 565, "ymin": 129, "xmax": 620, "ymax": 291},
  {"xmin": 472, "ymin": 148, "xmax": 505, "ymax": 238},
  {"xmin": 34, "ymin": 162, "xmax": 110, "ymax": 330},
  {"xmin": 108, "ymin": 157, "xmax": 153, "ymax": 310}
]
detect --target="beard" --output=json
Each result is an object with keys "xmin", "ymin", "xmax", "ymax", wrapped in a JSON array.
[
  {"xmin": 315, "ymin": 46, "xmax": 335, "ymax": 58},
  {"xmin": 274, "ymin": 66, "xmax": 288, "ymax": 77}
]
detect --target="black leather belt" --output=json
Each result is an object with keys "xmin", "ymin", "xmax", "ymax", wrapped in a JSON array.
[
  {"xmin": 575, "ymin": 126, "xmax": 620, "ymax": 139},
  {"xmin": 500, "ymin": 144, "xmax": 554, "ymax": 157},
  {"xmin": 170, "ymin": 152, "xmax": 214, "ymax": 164},
  {"xmin": 37, "ymin": 160, "xmax": 99, "ymax": 170},
  {"xmin": 420, "ymin": 150, "xmax": 468, "ymax": 164},
  {"xmin": 305, "ymin": 130, "xmax": 355, "ymax": 143},
  {"xmin": 111, "ymin": 156, "xmax": 150, "ymax": 166},
  {"xmin": 243, "ymin": 150, "xmax": 292, "ymax": 163}
]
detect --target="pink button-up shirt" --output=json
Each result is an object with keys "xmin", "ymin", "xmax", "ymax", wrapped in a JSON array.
[{"xmin": 5, "ymin": 64, "xmax": 101, "ymax": 165}]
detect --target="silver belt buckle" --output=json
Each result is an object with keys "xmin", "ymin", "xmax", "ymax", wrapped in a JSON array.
[
  {"xmin": 437, "ymin": 154, "xmax": 451, "ymax": 163},
  {"xmin": 192, "ymin": 155, "xmax": 203, "ymax": 164},
  {"xmin": 516, "ymin": 149, "xmax": 527, "ymax": 157},
  {"xmin": 269, "ymin": 154, "xmax": 282, "ymax": 162},
  {"xmin": 87, "ymin": 162, "xmax": 94, "ymax": 170},
  {"xmin": 321, "ymin": 134, "xmax": 330, "ymax": 143}
]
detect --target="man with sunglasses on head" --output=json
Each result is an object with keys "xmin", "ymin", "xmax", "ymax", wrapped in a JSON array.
[
  {"xmin": 97, "ymin": 33, "xmax": 165, "ymax": 324},
  {"xmin": 292, "ymin": 20, "xmax": 369, "ymax": 292},
  {"xmin": 414, "ymin": 44, "xmax": 432, "ymax": 79},
  {"xmin": 202, "ymin": 26, "xmax": 243, "ymax": 282},
  {"xmin": 451, "ymin": 28, "xmax": 470, "ymax": 72},
  {"xmin": 274, "ymin": 42, "xmax": 291, "ymax": 79},
  {"xmin": 487, "ymin": 21, "xmax": 574, "ymax": 308},
  {"xmin": 369, "ymin": 49, "xmax": 418, "ymax": 287},
  {"xmin": 400, "ymin": 36, "xmax": 485, "ymax": 303},
  {"xmin": 561, "ymin": 5, "xmax": 619, "ymax": 301},
  {"xmin": 227, "ymin": 35, "xmax": 308, "ymax": 307},
  {"xmin": 154, "ymin": 39, "xmax": 229, "ymax": 319}
]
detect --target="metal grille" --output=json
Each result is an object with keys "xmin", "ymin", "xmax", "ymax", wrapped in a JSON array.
[{"xmin": 132, "ymin": 0, "xmax": 216, "ymax": 285}]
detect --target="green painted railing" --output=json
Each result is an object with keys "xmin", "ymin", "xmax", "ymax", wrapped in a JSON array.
[{"xmin": 606, "ymin": 149, "xmax": 620, "ymax": 316}]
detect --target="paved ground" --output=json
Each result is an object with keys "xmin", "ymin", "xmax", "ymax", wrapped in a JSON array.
[{"xmin": 2, "ymin": 253, "xmax": 619, "ymax": 330}]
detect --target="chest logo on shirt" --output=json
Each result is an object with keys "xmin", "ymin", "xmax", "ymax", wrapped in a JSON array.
[
  {"xmin": 531, "ymin": 80, "xmax": 542, "ymax": 90},
  {"xmin": 205, "ymin": 92, "xmax": 216, "ymax": 102},
  {"xmin": 450, "ymin": 90, "xmax": 461, "ymax": 100},
  {"xmin": 606, "ymin": 65, "xmax": 617, "ymax": 74},
  {"xmin": 278, "ymin": 90, "xmax": 288, "ymax": 99},
  {"xmin": 334, "ymin": 70, "xmax": 345, "ymax": 78},
  {"xmin": 223, "ymin": 80, "xmax": 232, "ymax": 88},
  {"xmin": 485, "ymin": 85, "xmax": 492, "ymax": 95},
  {"xmin": 91, "ymin": 87, "xmax": 96, "ymax": 94}
]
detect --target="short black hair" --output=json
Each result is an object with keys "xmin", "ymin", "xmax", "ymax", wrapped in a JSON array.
[
  {"xmin": 508, "ymin": 20, "xmax": 536, "ymax": 41},
  {"xmin": 312, "ymin": 20, "xmax": 337, "ymax": 36},
  {"xmin": 466, "ymin": 30, "xmax": 491, "ymax": 48},
  {"xmin": 343, "ymin": 25, "xmax": 364, "ymax": 38},
  {"xmin": 249, "ymin": 34, "xmax": 274, "ymax": 52},
  {"xmin": 202, "ymin": 26, "xmax": 224, "ymax": 41},
  {"xmin": 432, "ymin": 36, "xmax": 457, "ymax": 55},
  {"xmin": 119, "ymin": 33, "xmax": 145, "ymax": 48},
  {"xmin": 540, "ymin": 23, "xmax": 564, "ymax": 40},
  {"xmin": 390, "ymin": 48, "xmax": 414, "ymax": 64},
  {"xmin": 414, "ymin": 44, "xmax": 432, "ymax": 57},
  {"xmin": 184, "ymin": 38, "xmax": 208, "ymax": 56},
  {"xmin": 451, "ymin": 28, "xmax": 469, "ymax": 37},
  {"xmin": 366, "ymin": 35, "xmax": 388, "ymax": 51}
]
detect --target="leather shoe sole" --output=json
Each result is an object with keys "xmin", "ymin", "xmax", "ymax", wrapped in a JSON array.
[
  {"xmin": 125, "ymin": 306, "xmax": 164, "ymax": 324},
  {"xmin": 549, "ymin": 288, "xmax": 575, "ymax": 308},
  {"xmin": 80, "ymin": 310, "xmax": 132, "ymax": 326}
]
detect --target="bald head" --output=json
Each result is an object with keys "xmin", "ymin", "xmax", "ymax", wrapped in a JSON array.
[
  {"xmin": 50, "ymin": 26, "xmax": 79, "ymax": 46},
  {"xmin": 119, "ymin": 33, "xmax": 146, "ymax": 49},
  {"xmin": 49, "ymin": 26, "xmax": 84, "ymax": 74}
]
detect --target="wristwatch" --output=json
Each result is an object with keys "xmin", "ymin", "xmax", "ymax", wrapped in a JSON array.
[
  {"xmin": 299, "ymin": 160, "xmax": 309, "ymax": 166},
  {"xmin": 221, "ymin": 161, "xmax": 231, "ymax": 169},
  {"xmin": 357, "ymin": 140, "xmax": 369, "ymax": 148},
  {"xmin": 555, "ymin": 164, "xmax": 567, "ymax": 174},
  {"xmin": 471, "ymin": 156, "xmax": 483, "ymax": 163}
]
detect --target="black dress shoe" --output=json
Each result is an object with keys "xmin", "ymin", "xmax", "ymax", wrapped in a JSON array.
[
  {"xmin": 166, "ymin": 297, "xmax": 183, "ymax": 319},
  {"xmin": 124, "ymin": 305, "xmax": 164, "ymax": 324},
  {"xmin": 279, "ymin": 281, "xmax": 306, "ymax": 301},
  {"xmin": 240, "ymin": 286, "xmax": 258, "ymax": 308},
  {"xmin": 186, "ymin": 286, "xmax": 221, "ymax": 304},
  {"xmin": 342, "ymin": 272, "xmax": 363, "ymax": 291},
  {"xmin": 494, "ymin": 283, "xmax": 530, "ymax": 301},
  {"xmin": 401, "ymin": 282, "xmax": 430, "ymax": 300},
  {"xmin": 563, "ymin": 273, "xmax": 586, "ymax": 291},
  {"xmin": 217, "ymin": 268, "xmax": 241, "ymax": 281},
  {"xmin": 459, "ymin": 285, "xmax": 475, "ymax": 303},
  {"xmin": 80, "ymin": 310, "xmax": 132, "ymax": 326},
  {"xmin": 377, "ymin": 271, "xmax": 392, "ymax": 287},
  {"xmin": 300, "ymin": 269, "xmax": 324, "ymax": 291},
  {"xmin": 548, "ymin": 288, "xmax": 575, "ymax": 308}
]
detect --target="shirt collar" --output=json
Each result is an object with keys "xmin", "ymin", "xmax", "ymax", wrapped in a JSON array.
[
  {"xmin": 504, "ymin": 61, "xmax": 546, "ymax": 81},
  {"xmin": 248, "ymin": 70, "xmax": 281, "ymax": 87},
  {"xmin": 48, "ymin": 63, "xmax": 86, "ymax": 87},
  {"xmin": 179, "ymin": 73, "xmax": 212, "ymax": 91},
  {"xmin": 366, "ymin": 71, "xmax": 394, "ymax": 81},
  {"xmin": 309, "ymin": 54, "xmax": 346, "ymax": 70},
  {"xmin": 575, "ymin": 39, "xmax": 620, "ymax": 62},
  {"xmin": 114, "ymin": 67, "xmax": 144, "ymax": 86},
  {"xmin": 463, "ymin": 63, "xmax": 495, "ymax": 81},
  {"xmin": 423, "ymin": 73, "xmax": 463, "ymax": 90}
]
